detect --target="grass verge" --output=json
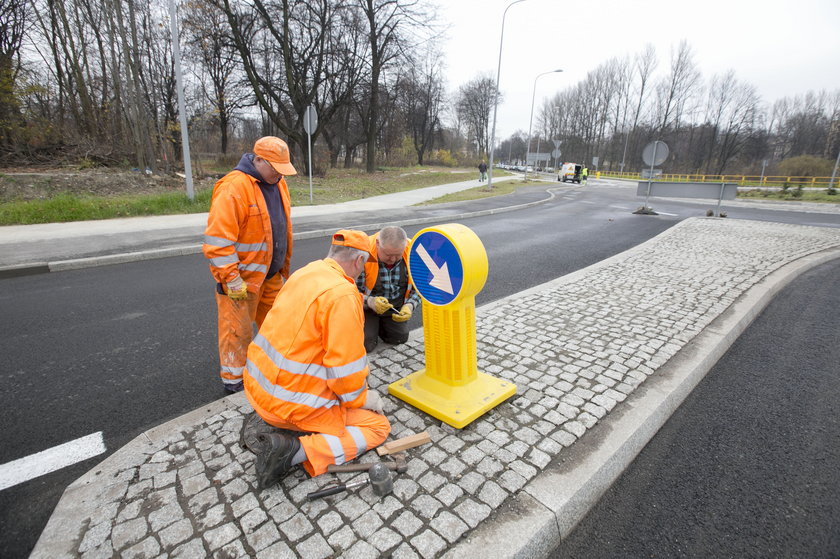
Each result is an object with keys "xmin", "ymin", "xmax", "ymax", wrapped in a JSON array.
[
  {"xmin": 737, "ymin": 188, "xmax": 839, "ymax": 203},
  {"xmin": 419, "ymin": 179, "xmax": 521, "ymax": 205},
  {"xmin": 0, "ymin": 166, "xmax": 509, "ymax": 225}
]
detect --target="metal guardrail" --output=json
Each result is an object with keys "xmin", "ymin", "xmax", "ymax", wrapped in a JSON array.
[{"xmin": 602, "ymin": 172, "xmax": 834, "ymax": 187}]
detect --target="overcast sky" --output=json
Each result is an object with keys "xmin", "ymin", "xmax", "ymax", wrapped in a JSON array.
[{"xmin": 437, "ymin": 0, "xmax": 840, "ymax": 142}]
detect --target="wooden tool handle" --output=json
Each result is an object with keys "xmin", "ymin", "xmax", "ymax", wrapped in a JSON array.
[{"xmin": 376, "ymin": 431, "xmax": 431, "ymax": 456}]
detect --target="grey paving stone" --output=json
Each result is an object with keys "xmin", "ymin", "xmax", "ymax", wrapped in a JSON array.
[
  {"xmin": 478, "ymin": 480, "xmax": 508, "ymax": 508},
  {"xmin": 392, "ymin": 510, "xmax": 423, "ymax": 537},
  {"xmin": 159, "ymin": 518, "xmax": 193, "ymax": 549},
  {"xmin": 296, "ymin": 533, "xmax": 333, "ymax": 559},
  {"xmin": 278, "ymin": 512, "xmax": 315, "ymax": 542},
  {"xmin": 453, "ymin": 498, "xmax": 491, "ymax": 528},
  {"xmin": 410, "ymin": 494, "xmax": 444, "ymax": 519},
  {"xmin": 352, "ymin": 509, "xmax": 384, "ymax": 539},
  {"xmin": 111, "ymin": 517, "xmax": 147, "ymax": 551},
  {"xmin": 316, "ymin": 510, "xmax": 344, "ymax": 535},
  {"xmin": 214, "ymin": 539, "xmax": 249, "ymax": 559},
  {"xmin": 392, "ymin": 542, "xmax": 422, "ymax": 559},
  {"xmin": 78, "ymin": 521, "xmax": 110, "ymax": 554},
  {"xmin": 430, "ymin": 510, "xmax": 470, "ymax": 543},
  {"xmin": 435, "ymin": 482, "xmax": 465, "ymax": 506},
  {"xmin": 327, "ymin": 525, "xmax": 356, "ymax": 552},
  {"xmin": 240, "ymin": 507, "xmax": 268, "ymax": 534},
  {"xmin": 121, "ymin": 536, "xmax": 160, "ymax": 559},
  {"xmin": 171, "ymin": 538, "xmax": 206, "ymax": 558},
  {"xmin": 368, "ymin": 526, "xmax": 403, "ymax": 552},
  {"xmin": 258, "ymin": 539, "xmax": 296, "ymax": 558},
  {"xmin": 245, "ymin": 520, "xmax": 281, "ymax": 553},
  {"xmin": 410, "ymin": 529, "xmax": 448, "ymax": 559},
  {"xmin": 498, "ymin": 469, "xmax": 528, "ymax": 493},
  {"xmin": 203, "ymin": 522, "xmax": 241, "ymax": 549},
  {"xmin": 343, "ymin": 539, "xmax": 379, "ymax": 559}
]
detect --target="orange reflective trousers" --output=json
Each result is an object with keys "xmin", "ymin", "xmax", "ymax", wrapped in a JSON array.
[
  {"xmin": 264, "ymin": 408, "xmax": 391, "ymax": 477},
  {"xmin": 215, "ymin": 273, "xmax": 284, "ymax": 388}
]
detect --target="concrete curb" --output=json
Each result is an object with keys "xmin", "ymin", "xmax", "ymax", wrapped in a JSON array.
[
  {"xmin": 444, "ymin": 240, "xmax": 840, "ymax": 558},
  {"xmin": 0, "ymin": 186, "xmax": 561, "ymax": 277}
]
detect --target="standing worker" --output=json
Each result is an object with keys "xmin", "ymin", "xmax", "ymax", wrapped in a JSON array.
[
  {"xmin": 357, "ymin": 226, "xmax": 421, "ymax": 353},
  {"xmin": 203, "ymin": 136, "xmax": 296, "ymax": 393},
  {"xmin": 582, "ymin": 165, "xmax": 589, "ymax": 185},
  {"xmin": 242, "ymin": 230, "xmax": 391, "ymax": 488}
]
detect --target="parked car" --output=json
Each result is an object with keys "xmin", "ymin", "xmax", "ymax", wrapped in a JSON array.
[{"xmin": 558, "ymin": 162, "xmax": 582, "ymax": 183}]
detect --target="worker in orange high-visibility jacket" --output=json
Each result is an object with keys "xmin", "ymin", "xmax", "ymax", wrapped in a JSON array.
[
  {"xmin": 203, "ymin": 136, "xmax": 295, "ymax": 393},
  {"xmin": 243, "ymin": 230, "xmax": 391, "ymax": 488},
  {"xmin": 357, "ymin": 226, "xmax": 420, "ymax": 352}
]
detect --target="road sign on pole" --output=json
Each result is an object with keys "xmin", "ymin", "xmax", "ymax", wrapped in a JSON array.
[
  {"xmin": 303, "ymin": 105, "xmax": 318, "ymax": 203},
  {"xmin": 391, "ymin": 224, "xmax": 516, "ymax": 428}
]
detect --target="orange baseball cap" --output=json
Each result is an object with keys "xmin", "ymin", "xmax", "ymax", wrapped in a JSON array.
[
  {"xmin": 253, "ymin": 136, "xmax": 297, "ymax": 176},
  {"xmin": 332, "ymin": 230, "xmax": 375, "ymax": 261}
]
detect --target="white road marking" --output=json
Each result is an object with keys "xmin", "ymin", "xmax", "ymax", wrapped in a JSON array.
[
  {"xmin": 0, "ymin": 432, "xmax": 106, "ymax": 491},
  {"xmin": 610, "ymin": 205, "xmax": 631, "ymax": 210},
  {"xmin": 656, "ymin": 211, "xmax": 678, "ymax": 216}
]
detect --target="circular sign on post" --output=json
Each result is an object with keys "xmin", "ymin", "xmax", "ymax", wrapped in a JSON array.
[
  {"xmin": 303, "ymin": 105, "xmax": 318, "ymax": 134},
  {"xmin": 642, "ymin": 140, "xmax": 669, "ymax": 166},
  {"xmin": 408, "ymin": 224, "xmax": 487, "ymax": 307}
]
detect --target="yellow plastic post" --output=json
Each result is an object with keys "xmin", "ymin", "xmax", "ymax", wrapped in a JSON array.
[{"xmin": 388, "ymin": 224, "xmax": 516, "ymax": 428}]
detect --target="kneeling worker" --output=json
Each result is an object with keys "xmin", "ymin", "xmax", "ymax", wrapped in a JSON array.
[
  {"xmin": 357, "ymin": 226, "xmax": 421, "ymax": 352},
  {"xmin": 243, "ymin": 230, "xmax": 391, "ymax": 489}
]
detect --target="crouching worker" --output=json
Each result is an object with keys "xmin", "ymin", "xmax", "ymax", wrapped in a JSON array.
[
  {"xmin": 357, "ymin": 226, "xmax": 421, "ymax": 353},
  {"xmin": 242, "ymin": 230, "xmax": 391, "ymax": 489}
]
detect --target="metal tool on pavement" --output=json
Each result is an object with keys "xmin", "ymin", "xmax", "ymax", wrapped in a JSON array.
[
  {"xmin": 326, "ymin": 453, "xmax": 408, "ymax": 474},
  {"xmin": 307, "ymin": 462, "xmax": 393, "ymax": 501}
]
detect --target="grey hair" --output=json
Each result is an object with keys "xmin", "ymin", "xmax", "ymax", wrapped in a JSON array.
[
  {"xmin": 327, "ymin": 245, "xmax": 369, "ymax": 263},
  {"xmin": 378, "ymin": 226, "xmax": 407, "ymax": 247}
]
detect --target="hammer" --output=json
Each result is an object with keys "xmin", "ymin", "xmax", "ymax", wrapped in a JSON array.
[
  {"xmin": 326, "ymin": 453, "xmax": 408, "ymax": 474},
  {"xmin": 307, "ymin": 462, "xmax": 393, "ymax": 500}
]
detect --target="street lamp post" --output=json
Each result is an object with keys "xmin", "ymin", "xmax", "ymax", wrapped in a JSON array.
[
  {"xmin": 487, "ymin": 0, "xmax": 527, "ymax": 190},
  {"xmin": 525, "ymin": 69, "xmax": 562, "ymax": 180},
  {"xmin": 168, "ymin": 0, "xmax": 194, "ymax": 200}
]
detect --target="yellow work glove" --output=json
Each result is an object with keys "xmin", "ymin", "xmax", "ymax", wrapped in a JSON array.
[
  {"xmin": 392, "ymin": 303, "xmax": 413, "ymax": 323},
  {"xmin": 367, "ymin": 296, "xmax": 393, "ymax": 315},
  {"xmin": 225, "ymin": 276, "xmax": 249, "ymax": 300}
]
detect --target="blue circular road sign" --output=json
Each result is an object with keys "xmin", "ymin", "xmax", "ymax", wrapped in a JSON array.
[{"xmin": 408, "ymin": 230, "xmax": 464, "ymax": 306}]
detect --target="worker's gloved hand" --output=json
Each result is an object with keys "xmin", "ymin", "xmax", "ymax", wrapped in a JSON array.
[
  {"xmin": 391, "ymin": 303, "xmax": 413, "ymax": 323},
  {"xmin": 367, "ymin": 296, "xmax": 393, "ymax": 315},
  {"xmin": 361, "ymin": 390, "xmax": 384, "ymax": 414},
  {"xmin": 225, "ymin": 276, "xmax": 249, "ymax": 300}
]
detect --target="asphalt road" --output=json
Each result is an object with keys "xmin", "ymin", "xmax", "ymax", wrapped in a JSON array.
[
  {"xmin": 552, "ymin": 257, "xmax": 840, "ymax": 558},
  {"xmin": 1, "ymin": 181, "xmax": 839, "ymax": 557}
]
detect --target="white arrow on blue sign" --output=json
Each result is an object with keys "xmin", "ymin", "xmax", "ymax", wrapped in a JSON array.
[{"xmin": 409, "ymin": 231, "xmax": 464, "ymax": 306}]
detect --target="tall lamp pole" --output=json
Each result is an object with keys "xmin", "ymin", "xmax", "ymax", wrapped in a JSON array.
[
  {"xmin": 487, "ymin": 0, "xmax": 527, "ymax": 190},
  {"xmin": 525, "ymin": 69, "xmax": 562, "ymax": 180},
  {"xmin": 168, "ymin": 0, "xmax": 194, "ymax": 200}
]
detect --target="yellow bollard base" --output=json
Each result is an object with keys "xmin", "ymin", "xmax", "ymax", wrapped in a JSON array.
[{"xmin": 388, "ymin": 369, "xmax": 516, "ymax": 429}]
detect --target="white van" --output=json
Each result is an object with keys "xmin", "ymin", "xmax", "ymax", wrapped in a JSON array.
[{"xmin": 557, "ymin": 163, "xmax": 582, "ymax": 183}]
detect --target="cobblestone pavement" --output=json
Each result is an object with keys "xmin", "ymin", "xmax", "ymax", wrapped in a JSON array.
[{"xmin": 32, "ymin": 218, "xmax": 840, "ymax": 558}]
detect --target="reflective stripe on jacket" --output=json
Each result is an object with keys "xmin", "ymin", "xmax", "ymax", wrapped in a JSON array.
[
  {"xmin": 244, "ymin": 258, "xmax": 369, "ymax": 436},
  {"xmin": 202, "ymin": 170, "xmax": 293, "ymax": 290},
  {"xmin": 362, "ymin": 232, "xmax": 413, "ymax": 302}
]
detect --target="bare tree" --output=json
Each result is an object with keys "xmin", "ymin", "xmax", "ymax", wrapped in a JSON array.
[
  {"xmin": 0, "ymin": 0, "xmax": 28, "ymax": 153},
  {"xmin": 397, "ymin": 48, "xmax": 444, "ymax": 164},
  {"xmin": 456, "ymin": 73, "xmax": 498, "ymax": 158},
  {"xmin": 183, "ymin": 1, "xmax": 245, "ymax": 154},
  {"xmin": 654, "ymin": 40, "xmax": 700, "ymax": 133},
  {"xmin": 355, "ymin": 0, "xmax": 428, "ymax": 172}
]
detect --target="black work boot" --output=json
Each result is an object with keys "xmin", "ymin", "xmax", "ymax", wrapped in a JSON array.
[
  {"xmin": 255, "ymin": 433, "xmax": 301, "ymax": 489},
  {"xmin": 240, "ymin": 412, "xmax": 302, "ymax": 455}
]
